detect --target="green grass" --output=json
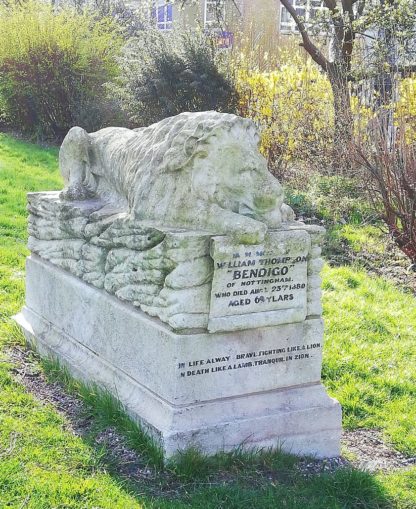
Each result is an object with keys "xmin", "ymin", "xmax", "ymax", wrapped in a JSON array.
[
  {"xmin": 322, "ymin": 265, "xmax": 416, "ymax": 455},
  {"xmin": 0, "ymin": 132, "xmax": 415, "ymax": 508},
  {"xmin": 324, "ymin": 224, "xmax": 387, "ymax": 260},
  {"xmin": 42, "ymin": 357, "xmax": 165, "ymax": 469},
  {"xmin": 328, "ymin": 224, "xmax": 386, "ymax": 254}
]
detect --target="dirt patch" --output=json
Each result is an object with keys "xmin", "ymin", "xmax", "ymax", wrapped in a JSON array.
[
  {"xmin": 295, "ymin": 455, "xmax": 350, "ymax": 477},
  {"xmin": 8, "ymin": 346, "xmax": 90, "ymax": 436},
  {"xmin": 341, "ymin": 243, "xmax": 416, "ymax": 296},
  {"xmin": 6, "ymin": 344, "xmax": 416, "ymax": 490},
  {"xmin": 294, "ymin": 429, "xmax": 416, "ymax": 476},
  {"xmin": 342, "ymin": 429, "xmax": 416, "ymax": 473}
]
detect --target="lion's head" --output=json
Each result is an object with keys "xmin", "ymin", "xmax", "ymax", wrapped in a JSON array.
[{"xmin": 135, "ymin": 111, "xmax": 285, "ymax": 231}]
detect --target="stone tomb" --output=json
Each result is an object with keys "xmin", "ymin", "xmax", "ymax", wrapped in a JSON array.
[{"xmin": 15, "ymin": 111, "xmax": 341, "ymax": 458}]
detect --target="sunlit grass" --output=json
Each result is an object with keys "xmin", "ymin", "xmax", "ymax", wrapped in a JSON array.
[
  {"xmin": 322, "ymin": 265, "xmax": 416, "ymax": 455},
  {"xmin": 328, "ymin": 224, "xmax": 386, "ymax": 254}
]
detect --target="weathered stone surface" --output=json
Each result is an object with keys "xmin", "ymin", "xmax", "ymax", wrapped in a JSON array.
[
  {"xmin": 26, "ymin": 191, "xmax": 325, "ymax": 332},
  {"xmin": 208, "ymin": 230, "xmax": 310, "ymax": 332},
  {"xmin": 15, "ymin": 256, "xmax": 341, "ymax": 458},
  {"xmin": 26, "ymin": 192, "xmax": 216, "ymax": 331}
]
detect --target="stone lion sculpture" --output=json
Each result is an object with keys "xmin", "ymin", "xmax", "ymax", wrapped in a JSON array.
[{"xmin": 59, "ymin": 111, "xmax": 294, "ymax": 244}]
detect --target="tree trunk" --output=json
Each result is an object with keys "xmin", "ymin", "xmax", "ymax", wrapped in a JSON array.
[
  {"xmin": 375, "ymin": 4, "xmax": 399, "ymax": 148},
  {"xmin": 327, "ymin": 64, "xmax": 354, "ymax": 172}
]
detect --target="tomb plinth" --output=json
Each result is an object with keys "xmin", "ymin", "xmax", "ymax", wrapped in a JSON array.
[{"xmin": 15, "ymin": 111, "xmax": 341, "ymax": 458}]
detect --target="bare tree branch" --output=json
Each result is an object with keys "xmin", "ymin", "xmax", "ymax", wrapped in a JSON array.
[{"xmin": 279, "ymin": 0, "xmax": 329, "ymax": 69}]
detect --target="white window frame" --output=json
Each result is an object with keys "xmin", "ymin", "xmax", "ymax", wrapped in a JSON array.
[
  {"xmin": 204, "ymin": 0, "xmax": 226, "ymax": 29},
  {"xmin": 279, "ymin": 0, "xmax": 325, "ymax": 34},
  {"xmin": 155, "ymin": 0, "xmax": 173, "ymax": 31}
]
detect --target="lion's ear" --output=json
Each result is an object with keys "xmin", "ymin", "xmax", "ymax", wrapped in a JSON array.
[
  {"xmin": 253, "ymin": 131, "xmax": 261, "ymax": 145},
  {"xmin": 184, "ymin": 135, "xmax": 199, "ymax": 157}
]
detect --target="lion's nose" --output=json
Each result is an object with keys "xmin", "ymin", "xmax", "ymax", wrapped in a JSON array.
[
  {"xmin": 266, "ymin": 178, "xmax": 283, "ymax": 198},
  {"xmin": 253, "ymin": 194, "xmax": 278, "ymax": 212}
]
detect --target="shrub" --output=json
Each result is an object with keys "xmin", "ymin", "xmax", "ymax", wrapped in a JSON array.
[
  {"xmin": 235, "ymin": 55, "xmax": 334, "ymax": 175},
  {"xmin": 0, "ymin": 1, "xmax": 123, "ymax": 139},
  {"xmin": 91, "ymin": 0, "xmax": 150, "ymax": 37},
  {"xmin": 110, "ymin": 30, "xmax": 238, "ymax": 126},
  {"xmin": 396, "ymin": 74, "xmax": 416, "ymax": 141},
  {"xmin": 285, "ymin": 174, "xmax": 374, "ymax": 224},
  {"xmin": 234, "ymin": 53, "xmax": 414, "ymax": 178},
  {"xmin": 355, "ymin": 123, "xmax": 416, "ymax": 265}
]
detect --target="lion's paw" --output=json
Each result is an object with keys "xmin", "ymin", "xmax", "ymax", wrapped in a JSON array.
[
  {"xmin": 281, "ymin": 203, "xmax": 296, "ymax": 222},
  {"xmin": 60, "ymin": 184, "xmax": 95, "ymax": 201},
  {"xmin": 233, "ymin": 223, "xmax": 267, "ymax": 245}
]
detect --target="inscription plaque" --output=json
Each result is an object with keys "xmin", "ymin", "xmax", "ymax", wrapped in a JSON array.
[{"xmin": 208, "ymin": 230, "xmax": 310, "ymax": 332}]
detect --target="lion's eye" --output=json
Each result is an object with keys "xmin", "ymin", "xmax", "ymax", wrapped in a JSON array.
[{"xmin": 240, "ymin": 168, "xmax": 254, "ymax": 175}]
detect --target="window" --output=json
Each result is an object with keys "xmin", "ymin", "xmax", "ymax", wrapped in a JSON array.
[
  {"xmin": 204, "ymin": 0, "xmax": 225, "ymax": 29},
  {"xmin": 279, "ymin": 0, "xmax": 324, "ymax": 33},
  {"xmin": 154, "ymin": 1, "xmax": 173, "ymax": 30}
]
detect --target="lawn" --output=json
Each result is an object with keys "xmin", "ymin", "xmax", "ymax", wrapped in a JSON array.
[{"xmin": 0, "ymin": 132, "xmax": 415, "ymax": 508}]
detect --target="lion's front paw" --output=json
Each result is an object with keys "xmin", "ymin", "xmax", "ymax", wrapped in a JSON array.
[
  {"xmin": 233, "ymin": 222, "xmax": 267, "ymax": 245},
  {"xmin": 281, "ymin": 203, "xmax": 295, "ymax": 222},
  {"xmin": 60, "ymin": 184, "xmax": 94, "ymax": 201}
]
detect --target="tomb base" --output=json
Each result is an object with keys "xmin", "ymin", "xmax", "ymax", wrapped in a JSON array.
[{"xmin": 14, "ymin": 255, "xmax": 342, "ymax": 459}]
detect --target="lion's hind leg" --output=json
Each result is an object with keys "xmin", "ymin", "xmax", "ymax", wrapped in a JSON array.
[{"xmin": 59, "ymin": 127, "xmax": 97, "ymax": 201}]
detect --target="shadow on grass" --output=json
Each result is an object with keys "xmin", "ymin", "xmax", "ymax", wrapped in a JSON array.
[{"xmin": 38, "ymin": 353, "xmax": 395, "ymax": 509}]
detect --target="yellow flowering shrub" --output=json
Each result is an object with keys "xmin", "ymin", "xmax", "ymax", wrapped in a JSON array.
[
  {"xmin": 396, "ymin": 75, "xmax": 416, "ymax": 141},
  {"xmin": 351, "ymin": 95, "xmax": 375, "ymax": 139},
  {"xmin": 236, "ymin": 57, "xmax": 334, "ymax": 169},
  {"xmin": 236, "ymin": 55, "xmax": 415, "ymax": 169}
]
